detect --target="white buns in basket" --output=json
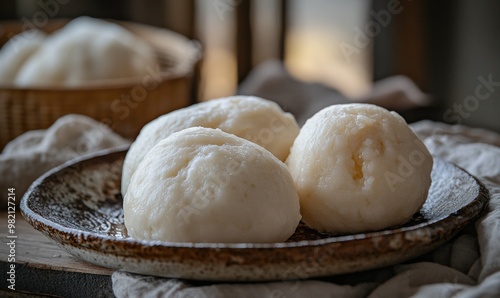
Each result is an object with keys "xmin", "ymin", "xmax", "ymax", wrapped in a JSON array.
[{"xmin": 0, "ymin": 17, "xmax": 201, "ymax": 150}]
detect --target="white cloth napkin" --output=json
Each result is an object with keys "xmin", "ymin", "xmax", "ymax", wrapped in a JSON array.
[
  {"xmin": 0, "ymin": 114, "xmax": 130, "ymax": 207},
  {"xmin": 111, "ymin": 120, "xmax": 500, "ymax": 298}
]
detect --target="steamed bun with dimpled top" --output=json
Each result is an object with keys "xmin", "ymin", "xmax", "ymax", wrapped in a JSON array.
[
  {"xmin": 286, "ymin": 103, "xmax": 433, "ymax": 234},
  {"xmin": 121, "ymin": 96, "xmax": 299, "ymax": 195},
  {"xmin": 123, "ymin": 127, "xmax": 301, "ymax": 243}
]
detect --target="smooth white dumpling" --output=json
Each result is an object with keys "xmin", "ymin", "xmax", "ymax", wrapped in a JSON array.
[
  {"xmin": 14, "ymin": 17, "xmax": 156, "ymax": 86},
  {"xmin": 286, "ymin": 104, "xmax": 433, "ymax": 234},
  {"xmin": 123, "ymin": 127, "xmax": 301, "ymax": 243},
  {"xmin": 121, "ymin": 96, "xmax": 299, "ymax": 195}
]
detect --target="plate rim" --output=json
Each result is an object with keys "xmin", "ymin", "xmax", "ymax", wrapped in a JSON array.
[
  {"xmin": 20, "ymin": 146, "xmax": 490, "ymax": 251},
  {"xmin": 20, "ymin": 147, "xmax": 491, "ymax": 280}
]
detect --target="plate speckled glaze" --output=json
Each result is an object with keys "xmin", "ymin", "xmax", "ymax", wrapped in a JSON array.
[{"xmin": 20, "ymin": 147, "xmax": 489, "ymax": 281}]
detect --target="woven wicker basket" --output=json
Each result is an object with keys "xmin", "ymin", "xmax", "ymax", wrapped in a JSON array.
[{"xmin": 0, "ymin": 19, "xmax": 201, "ymax": 150}]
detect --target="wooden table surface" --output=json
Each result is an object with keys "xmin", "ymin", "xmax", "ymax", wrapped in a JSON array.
[{"xmin": 1, "ymin": 212, "xmax": 115, "ymax": 297}]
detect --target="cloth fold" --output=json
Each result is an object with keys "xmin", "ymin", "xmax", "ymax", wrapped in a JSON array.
[
  {"xmin": 238, "ymin": 60, "xmax": 432, "ymax": 126},
  {"xmin": 0, "ymin": 114, "xmax": 130, "ymax": 207}
]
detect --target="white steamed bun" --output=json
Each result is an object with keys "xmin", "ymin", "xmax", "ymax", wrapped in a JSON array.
[
  {"xmin": 123, "ymin": 127, "xmax": 301, "ymax": 243},
  {"xmin": 14, "ymin": 16, "xmax": 156, "ymax": 86},
  {"xmin": 286, "ymin": 104, "xmax": 433, "ymax": 234},
  {"xmin": 0, "ymin": 29, "xmax": 46, "ymax": 84},
  {"xmin": 121, "ymin": 96, "xmax": 299, "ymax": 195}
]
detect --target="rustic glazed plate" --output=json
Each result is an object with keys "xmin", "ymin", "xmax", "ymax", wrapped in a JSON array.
[{"xmin": 21, "ymin": 147, "xmax": 489, "ymax": 281}]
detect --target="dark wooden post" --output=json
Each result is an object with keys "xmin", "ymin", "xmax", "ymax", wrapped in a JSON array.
[
  {"xmin": 164, "ymin": 0, "xmax": 196, "ymax": 39},
  {"xmin": 278, "ymin": 0, "xmax": 288, "ymax": 61},
  {"xmin": 236, "ymin": 0, "xmax": 253, "ymax": 84}
]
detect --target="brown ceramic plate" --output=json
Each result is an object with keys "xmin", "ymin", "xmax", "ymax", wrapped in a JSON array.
[{"xmin": 20, "ymin": 147, "xmax": 489, "ymax": 281}]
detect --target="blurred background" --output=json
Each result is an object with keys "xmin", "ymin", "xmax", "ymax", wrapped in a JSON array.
[{"xmin": 1, "ymin": 0, "xmax": 499, "ymax": 132}]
